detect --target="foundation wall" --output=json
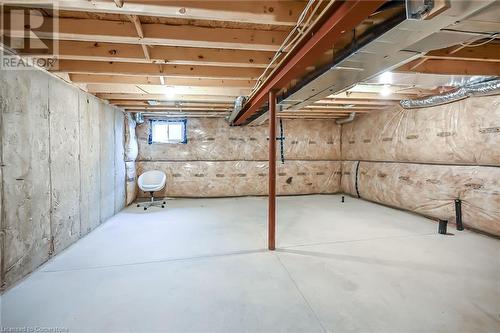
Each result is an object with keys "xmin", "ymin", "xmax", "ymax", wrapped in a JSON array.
[
  {"xmin": 341, "ymin": 96, "xmax": 500, "ymax": 236},
  {"xmin": 136, "ymin": 118, "xmax": 342, "ymax": 197},
  {"xmin": 0, "ymin": 69, "xmax": 126, "ymax": 290}
]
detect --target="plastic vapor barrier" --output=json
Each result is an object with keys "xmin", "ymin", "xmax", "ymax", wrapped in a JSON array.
[
  {"xmin": 124, "ymin": 113, "xmax": 138, "ymax": 204},
  {"xmin": 137, "ymin": 160, "xmax": 342, "ymax": 197},
  {"xmin": 342, "ymin": 161, "xmax": 500, "ymax": 236},
  {"xmin": 342, "ymin": 95, "xmax": 500, "ymax": 166},
  {"xmin": 137, "ymin": 118, "xmax": 341, "ymax": 161}
]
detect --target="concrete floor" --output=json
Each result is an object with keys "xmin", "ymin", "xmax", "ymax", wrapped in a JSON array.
[{"xmin": 1, "ymin": 195, "xmax": 499, "ymax": 332}]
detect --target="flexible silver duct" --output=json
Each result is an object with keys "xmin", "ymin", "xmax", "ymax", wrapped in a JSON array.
[
  {"xmin": 400, "ymin": 78, "xmax": 500, "ymax": 109},
  {"xmin": 227, "ymin": 96, "xmax": 247, "ymax": 124},
  {"xmin": 135, "ymin": 112, "xmax": 145, "ymax": 124},
  {"xmin": 336, "ymin": 112, "xmax": 356, "ymax": 125}
]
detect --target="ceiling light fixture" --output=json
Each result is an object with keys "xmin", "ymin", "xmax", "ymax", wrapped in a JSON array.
[
  {"xmin": 379, "ymin": 71, "xmax": 393, "ymax": 84},
  {"xmin": 164, "ymin": 86, "xmax": 176, "ymax": 99},
  {"xmin": 380, "ymin": 85, "xmax": 392, "ymax": 97}
]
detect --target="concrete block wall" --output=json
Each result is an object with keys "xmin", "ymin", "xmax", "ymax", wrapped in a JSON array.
[
  {"xmin": 0, "ymin": 68, "xmax": 126, "ymax": 291},
  {"xmin": 341, "ymin": 95, "xmax": 500, "ymax": 236},
  {"xmin": 135, "ymin": 118, "xmax": 343, "ymax": 197}
]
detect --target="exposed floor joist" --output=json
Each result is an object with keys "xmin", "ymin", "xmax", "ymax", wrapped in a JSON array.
[
  {"xmin": 3, "ymin": 1, "xmax": 306, "ymax": 26},
  {"xmin": 21, "ymin": 40, "xmax": 273, "ymax": 67},
  {"xmin": 50, "ymin": 60, "xmax": 263, "ymax": 79},
  {"xmin": 5, "ymin": 13, "xmax": 287, "ymax": 51},
  {"xmin": 85, "ymin": 84, "xmax": 251, "ymax": 97},
  {"xmin": 68, "ymin": 75, "xmax": 256, "ymax": 88},
  {"xmin": 397, "ymin": 58, "xmax": 500, "ymax": 76},
  {"xmin": 97, "ymin": 94, "xmax": 237, "ymax": 103}
]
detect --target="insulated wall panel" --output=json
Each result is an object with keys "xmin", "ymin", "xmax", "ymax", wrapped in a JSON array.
[
  {"xmin": 135, "ymin": 118, "xmax": 342, "ymax": 198},
  {"xmin": 137, "ymin": 161, "xmax": 341, "ymax": 197},
  {"xmin": 341, "ymin": 161, "xmax": 500, "ymax": 236},
  {"xmin": 48, "ymin": 78, "xmax": 81, "ymax": 253},
  {"xmin": 137, "ymin": 118, "xmax": 341, "ymax": 162},
  {"xmin": 78, "ymin": 93, "xmax": 101, "ymax": 235},
  {"xmin": 124, "ymin": 113, "xmax": 138, "ymax": 205},
  {"xmin": 114, "ymin": 110, "xmax": 126, "ymax": 213},
  {"xmin": 340, "ymin": 161, "xmax": 358, "ymax": 197},
  {"xmin": 0, "ymin": 70, "xmax": 51, "ymax": 287},
  {"xmin": 1, "ymin": 68, "xmax": 127, "ymax": 291},
  {"xmin": 99, "ymin": 106, "xmax": 116, "ymax": 222},
  {"xmin": 342, "ymin": 96, "xmax": 500, "ymax": 166}
]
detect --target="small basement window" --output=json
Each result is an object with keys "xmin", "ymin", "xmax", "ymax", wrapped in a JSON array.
[{"xmin": 149, "ymin": 119, "xmax": 187, "ymax": 144}]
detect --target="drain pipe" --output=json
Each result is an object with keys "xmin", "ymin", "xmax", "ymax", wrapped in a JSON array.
[
  {"xmin": 400, "ymin": 78, "xmax": 500, "ymax": 109},
  {"xmin": 336, "ymin": 112, "xmax": 356, "ymax": 125}
]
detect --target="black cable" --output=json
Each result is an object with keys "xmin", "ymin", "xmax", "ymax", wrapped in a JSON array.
[{"xmin": 355, "ymin": 161, "xmax": 361, "ymax": 198}]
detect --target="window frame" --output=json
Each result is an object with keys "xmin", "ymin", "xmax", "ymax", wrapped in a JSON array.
[{"xmin": 148, "ymin": 118, "xmax": 187, "ymax": 144}]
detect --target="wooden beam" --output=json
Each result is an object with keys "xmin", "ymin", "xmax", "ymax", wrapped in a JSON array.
[
  {"xmin": 68, "ymin": 74, "xmax": 255, "ymax": 88},
  {"xmin": 85, "ymin": 84, "xmax": 251, "ymax": 97},
  {"xmin": 306, "ymin": 105, "xmax": 387, "ymax": 110},
  {"xmin": 3, "ymin": 1, "xmax": 305, "ymax": 26},
  {"xmin": 327, "ymin": 92, "xmax": 421, "ymax": 100},
  {"xmin": 280, "ymin": 110, "xmax": 372, "ymax": 115},
  {"xmin": 110, "ymin": 101, "xmax": 233, "ymax": 108},
  {"xmin": 397, "ymin": 58, "xmax": 500, "ymax": 76},
  {"xmin": 277, "ymin": 115, "xmax": 343, "ymax": 119},
  {"xmin": 96, "ymin": 93, "xmax": 237, "ymax": 103},
  {"xmin": 50, "ymin": 60, "xmax": 263, "ymax": 80},
  {"xmin": 127, "ymin": 14, "xmax": 151, "ymax": 61},
  {"xmin": 133, "ymin": 112, "xmax": 229, "ymax": 118},
  {"xmin": 424, "ymin": 42, "xmax": 500, "ymax": 62},
  {"xmin": 5, "ymin": 12, "xmax": 287, "ymax": 51},
  {"xmin": 128, "ymin": 15, "xmax": 144, "ymax": 38},
  {"xmin": 21, "ymin": 40, "xmax": 272, "ymax": 67},
  {"xmin": 123, "ymin": 106, "xmax": 231, "ymax": 111},
  {"xmin": 316, "ymin": 99, "xmax": 398, "ymax": 106}
]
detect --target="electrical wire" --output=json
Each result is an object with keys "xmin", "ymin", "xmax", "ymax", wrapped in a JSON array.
[
  {"xmin": 459, "ymin": 33, "xmax": 499, "ymax": 47},
  {"xmin": 250, "ymin": 0, "xmax": 325, "ymax": 93}
]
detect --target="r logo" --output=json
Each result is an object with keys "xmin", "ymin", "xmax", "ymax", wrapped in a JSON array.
[{"xmin": 1, "ymin": 2, "xmax": 59, "ymax": 70}]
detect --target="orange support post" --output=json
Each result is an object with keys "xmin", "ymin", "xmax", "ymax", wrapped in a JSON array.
[{"xmin": 268, "ymin": 90, "xmax": 277, "ymax": 250}]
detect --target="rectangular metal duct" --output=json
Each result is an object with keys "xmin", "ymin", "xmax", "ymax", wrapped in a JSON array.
[{"xmin": 274, "ymin": 0, "xmax": 497, "ymax": 114}]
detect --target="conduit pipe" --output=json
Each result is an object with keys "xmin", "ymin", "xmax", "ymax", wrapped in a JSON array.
[{"xmin": 400, "ymin": 78, "xmax": 500, "ymax": 109}]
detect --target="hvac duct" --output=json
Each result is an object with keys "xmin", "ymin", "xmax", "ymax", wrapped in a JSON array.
[
  {"xmin": 276, "ymin": 0, "xmax": 496, "ymax": 113},
  {"xmin": 336, "ymin": 112, "xmax": 356, "ymax": 125},
  {"xmin": 228, "ymin": 96, "xmax": 247, "ymax": 124},
  {"xmin": 400, "ymin": 78, "xmax": 500, "ymax": 109},
  {"xmin": 135, "ymin": 112, "xmax": 145, "ymax": 124}
]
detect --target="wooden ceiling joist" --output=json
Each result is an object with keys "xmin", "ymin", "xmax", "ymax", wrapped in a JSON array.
[
  {"xmin": 305, "ymin": 105, "xmax": 387, "ymax": 111},
  {"xmin": 122, "ymin": 106, "xmax": 231, "ymax": 111},
  {"xmin": 317, "ymin": 98, "xmax": 399, "ymax": 106},
  {"xmin": 5, "ymin": 13, "xmax": 287, "ymax": 51},
  {"xmin": 4, "ymin": 1, "xmax": 305, "ymax": 26},
  {"xmin": 22, "ymin": 40, "xmax": 272, "ymax": 67},
  {"xmin": 111, "ymin": 101, "xmax": 233, "ymax": 108},
  {"xmin": 397, "ymin": 58, "xmax": 500, "ymax": 76},
  {"xmin": 51, "ymin": 60, "xmax": 262, "ymax": 80},
  {"xmin": 68, "ymin": 74, "xmax": 255, "ymax": 88},
  {"xmin": 96, "ymin": 93, "xmax": 237, "ymax": 103},
  {"xmin": 425, "ymin": 41, "xmax": 500, "ymax": 62},
  {"xmin": 85, "ymin": 84, "xmax": 251, "ymax": 97}
]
